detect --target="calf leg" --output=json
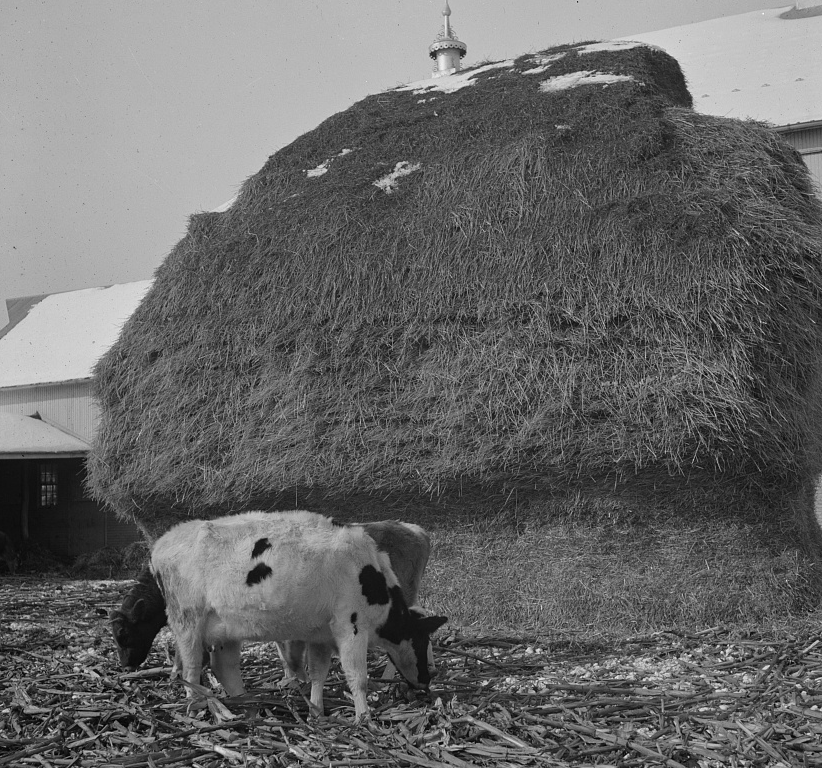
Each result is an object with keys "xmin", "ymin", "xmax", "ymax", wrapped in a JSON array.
[
  {"xmin": 336, "ymin": 633, "xmax": 370, "ymax": 721},
  {"xmin": 381, "ymin": 659, "xmax": 398, "ymax": 679},
  {"xmin": 306, "ymin": 642, "xmax": 333, "ymax": 716},
  {"xmin": 170, "ymin": 645, "xmax": 210, "ymax": 679},
  {"xmin": 174, "ymin": 631, "xmax": 207, "ymax": 705},
  {"xmin": 427, "ymin": 642, "xmax": 436, "ymax": 679},
  {"xmin": 210, "ymin": 641, "xmax": 245, "ymax": 697},
  {"xmin": 277, "ymin": 640, "xmax": 308, "ymax": 685}
]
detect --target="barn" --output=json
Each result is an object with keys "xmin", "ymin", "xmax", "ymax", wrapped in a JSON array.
[
  {"xmin": 0, "ymin": 283, "xmax": 149, "ymax": 559},
  {"xmin": 85, "ymin": 28, "xmax": 822, "ymax": 600}
]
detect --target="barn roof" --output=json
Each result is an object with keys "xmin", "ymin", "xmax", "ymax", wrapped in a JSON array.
[
  {"xmin": 624, "ymin": 5, "xmax": 822, "ymax": 128},
  {"xmin": 0, "ymin": 413, "xmax": 90, "ymax": 458},
  {"xmin": 0, "ymin": 281, "xmax": 152, "ymax": 388}
]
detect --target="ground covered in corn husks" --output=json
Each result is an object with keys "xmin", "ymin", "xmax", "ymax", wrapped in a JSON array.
[{"xmin": 2, "ymin": 578, "xmax": 822, "ymax": 767}]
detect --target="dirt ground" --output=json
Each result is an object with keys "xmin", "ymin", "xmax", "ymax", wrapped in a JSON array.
[{"xmin": 2, "ymin": 576, "xmax": 822, "ymax": 767}]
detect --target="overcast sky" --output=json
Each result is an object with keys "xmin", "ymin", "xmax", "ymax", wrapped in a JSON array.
[{"xmin": 1, "ymin": 0, "xmax": 782, "ymax": 326}]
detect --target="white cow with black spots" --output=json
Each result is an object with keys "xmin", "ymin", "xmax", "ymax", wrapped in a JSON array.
[{"xmin": 148, "ymin": 510, "xmax": 446, "ymax": 720}]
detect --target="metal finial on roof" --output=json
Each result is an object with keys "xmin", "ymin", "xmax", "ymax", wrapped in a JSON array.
[
  {"xmin": 429, "ymin": 0, "xmax": 467, "ymax": 77},
  {"xmin": 443, "ymin": 0, "xmax": 452, "ymax": 38}
]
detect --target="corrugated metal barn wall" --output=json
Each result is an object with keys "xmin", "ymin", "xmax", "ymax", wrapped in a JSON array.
[
  {"xmin": 0, "ymin": 381, "xmax": 98, "ymax": 442},
  {"xmin": 779, "ymin": 124, "xmax": 822, "ymax": 198}
]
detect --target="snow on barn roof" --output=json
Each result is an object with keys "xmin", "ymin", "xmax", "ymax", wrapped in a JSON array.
[
  {"xmin": 0, "ymin": 281, "xmax": 152, "ymax": 388},
  {"xmin": 622, "ymin": 5, "xmax": 822, "ymax": 128}
]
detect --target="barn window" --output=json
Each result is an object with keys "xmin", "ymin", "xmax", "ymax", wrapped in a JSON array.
[{"xmin": 38, "ymin": 463, "xmax": 58, "ymax": 508}]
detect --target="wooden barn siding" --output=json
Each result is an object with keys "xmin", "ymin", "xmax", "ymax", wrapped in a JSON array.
[
  {"xmin": 0, "ymin": 381, "xmax": 98, "ymax": 442},
  {"xmin": 26, "ymin": 500, "xmax": 140, "ymax": 558},
  {"xmin": 0, "ymin": 458, "xmax": 142, "ymax": 559},
  {"xmin": 0, "ymin": 461, "xmax": 26, "ymax": 541}
]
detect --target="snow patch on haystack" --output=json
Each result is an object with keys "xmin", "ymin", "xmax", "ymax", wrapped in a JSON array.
[
  {"xmin": 306, "ymin": 162, "xmax": 330, "ymax": 179},
  {"xmin": 212, "ymin": 195, "xmax": 237, "ymax": 213},
  {"xmin": 540, "ymin": 71, "xmax": 638, "ymax": 92},
  {"xmin": 373, "ymin": 161, "xmax": 421, "ymax": 194},
  {"xmin": 576, "ymin": 40, "xmax": 657, "ymax": 55},
  {"xmin": 521, "ymin": 52, "xmax": 567, "ymax": 75},
  {"xmin": 397, "ymin": 60, "xmax": 515, "ymax": 95},
  {"xmin": 305, "ymin": 148, "xmax": 354, "ymax": 178}
]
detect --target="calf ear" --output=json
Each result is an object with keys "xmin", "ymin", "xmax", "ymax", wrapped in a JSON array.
[
  {"xmin": 420, "ymin": 615, "xmax": 448, "ymax": 634},
  {"xmin": 131, "ymin": 598, "xmax": 147, "ymax": 620}
]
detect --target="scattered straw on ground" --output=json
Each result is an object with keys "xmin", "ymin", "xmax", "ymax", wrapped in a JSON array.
[{"xmin": 2, "ymin": 577, "xmax": 822, "ymax": 767}]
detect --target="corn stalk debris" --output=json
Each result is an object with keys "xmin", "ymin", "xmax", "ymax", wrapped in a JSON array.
[{"xmin": 2, "ymin": 578, "xmax": 822, "ymax": 766}]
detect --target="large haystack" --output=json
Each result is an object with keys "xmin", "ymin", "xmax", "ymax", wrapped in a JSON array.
[{"xmin": 89, "ymin": 41, "xmax": 822, "ymax": 537}]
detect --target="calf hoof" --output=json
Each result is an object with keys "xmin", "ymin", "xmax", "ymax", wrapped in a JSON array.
[
  {"xmin": 244, "ymin": 706, "xmax": 260, "ymax": 721},
  {"xmin": 185, "ymin": 696, "xmax": 209, "ymax": 715},
  {"xmin": 277, "ymin": 676, "xmax": 303, "ymax": 691}
]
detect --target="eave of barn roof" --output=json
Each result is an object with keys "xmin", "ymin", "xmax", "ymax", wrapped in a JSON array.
[{"xmin": 0, "ymin": 413, "xmax": 89, "ymax": 459}]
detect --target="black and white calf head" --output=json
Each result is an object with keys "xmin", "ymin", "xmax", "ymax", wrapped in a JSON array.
[
  {"xmin": 359, "ymin": 564, "xmax": 447, "ymax": 690},
  {"xmin": 380, "ymin": 606, "xmax": 447, "ymax": 690},
  {"xmin": 109, "ymin": 568, "xmax": 167, "ymax": 670}
]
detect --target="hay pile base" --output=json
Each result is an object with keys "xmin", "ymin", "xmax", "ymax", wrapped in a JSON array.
[{"xmin": 2, "ymin": 577, "xmax": 822, "ymax": 766}]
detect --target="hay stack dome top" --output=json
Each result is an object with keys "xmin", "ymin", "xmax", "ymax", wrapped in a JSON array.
[{"xmin": 89, "ymin": 39, "xmax": 822, "ymax": 525}]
